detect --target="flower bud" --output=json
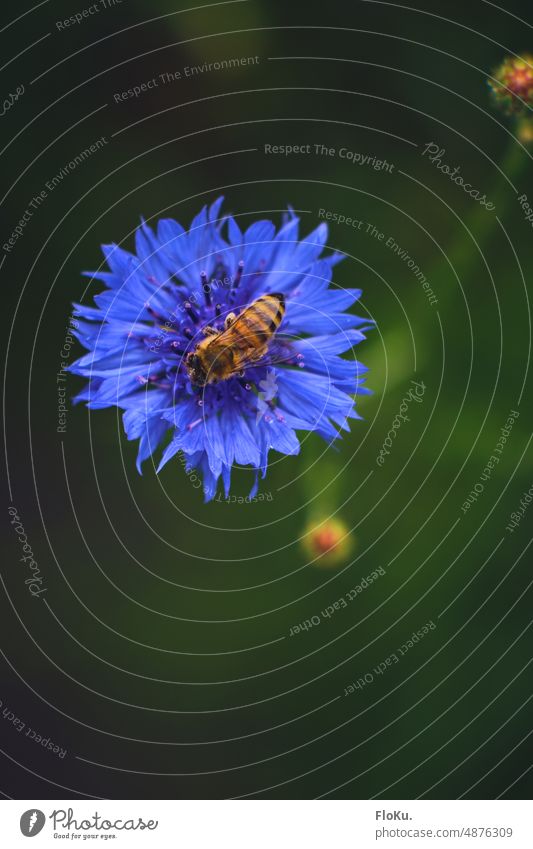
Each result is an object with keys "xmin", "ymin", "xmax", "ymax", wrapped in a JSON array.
[
  {"xmin": 302, "ymin": 516, "xmax": 354, "ymax": 566},
  {"xmin": 488, "ymin": 54, "xmax": 533, "ymax": 115}
]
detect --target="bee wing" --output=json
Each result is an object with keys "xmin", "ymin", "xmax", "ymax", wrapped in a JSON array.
[{"xmin": 222, "ymin": 339, "xmax": 300, "ymax": 377}]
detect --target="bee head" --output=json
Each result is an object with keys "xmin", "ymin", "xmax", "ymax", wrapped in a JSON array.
[{"xmin": 186, "ymin": 352, "xmax": 207, "ymax": 386}]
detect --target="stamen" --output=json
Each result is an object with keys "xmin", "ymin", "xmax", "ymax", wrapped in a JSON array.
[
  {"xmin": 201, "ymin": 271, "xmax": 211, "ymax": 306},
  {"xmin": 187, "ymin": 418, "xmax": 203, "ymax": 431},
  {"xmin": 171, "ymin": 341, "xmax": 186, "ymax": 355},
  {"xmin": 184, "ymin": 302, "xmax": 199, "ymax": 323},
  {"xmin": 182, "ymin": 327, "xmax": 194, "ymax": 340},
  {"xmin": 215, "ymin": 303, "xmax": 222, "ymax": 317},
  {"xmin": 233, "ymin": 260, "xmax": 244, "ymax": 288}
]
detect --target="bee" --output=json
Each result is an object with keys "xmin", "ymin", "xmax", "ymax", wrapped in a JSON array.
[{"xmin": 186, "ymin": 292, "xmax": 286, "ymax": 386}]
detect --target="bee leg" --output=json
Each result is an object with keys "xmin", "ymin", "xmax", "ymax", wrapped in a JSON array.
[
  {"xmin": 249, "ymin": 345, "xmax": 268, "ymax": 362},
  {"xmin": 224, "ymin": 312, "xmax": 237, "ymax": 329},
  {"xmin": 202, "ymin": 325, "xmax": 218, "ymax": 337}
]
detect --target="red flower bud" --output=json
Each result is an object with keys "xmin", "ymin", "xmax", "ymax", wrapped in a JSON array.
[
  {"xmin": 302, "ymin": 517, "xmax": 354, "ymax": 566},
  {"xmin": 488, "ymin": 54, "xmax": 533, "ymax": 115}
]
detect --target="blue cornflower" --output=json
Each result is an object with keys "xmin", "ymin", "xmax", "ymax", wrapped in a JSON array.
[{"xmin": 69, "ymin": 198, "xmax": 372, "ymax": 501}]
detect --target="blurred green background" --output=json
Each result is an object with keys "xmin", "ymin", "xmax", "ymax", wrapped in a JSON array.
[{"xmin": 1, "ymin": 0, "xmax": 532, "ymax": 799}]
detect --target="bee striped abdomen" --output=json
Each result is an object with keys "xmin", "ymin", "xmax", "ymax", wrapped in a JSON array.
[
  {"xmin": 240, "ymin": 293, "xmax": 285, "ymax": 343},
  {"xmin": 263, "ymin": 292, "xmax": 285, "ymax": 330}
]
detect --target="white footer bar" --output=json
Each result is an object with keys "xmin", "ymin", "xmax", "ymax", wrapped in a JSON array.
[{"xmin": 1, "ymin": 799, "xmax": 531, "ymax": 848}]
